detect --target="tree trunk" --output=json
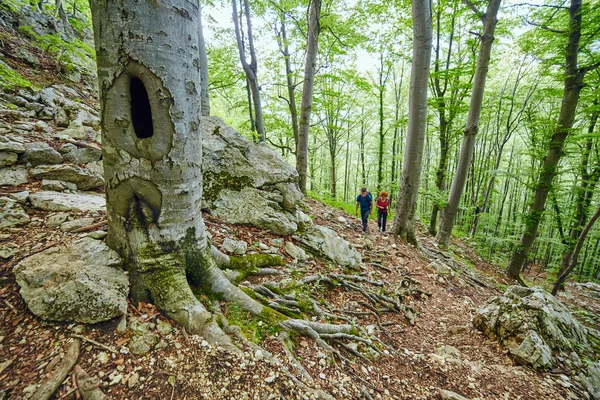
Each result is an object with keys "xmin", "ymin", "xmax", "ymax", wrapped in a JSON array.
[
  {"xmin": 198, "ymin": 6, "xmax": 210, "ymax": 116},
  {"xmin": 552, "ymin": 202, "xmax": 600, "ymax": 295},
  {"xmin": 277, "ymin": 13, "xmax": 300, "ymax": 151},
  {"xmin": 232, "ymin": 0, "xmax": 265, "ymax": 142},
  {"xmin": 436, "ymin": 0, "xmax": 502, "ymax": 247},
  {"xmin": 506, "ymin": 0, "xmax": 586, "ymax": 278},
  {"xmin": 391, "ymin": 0, "xmax": 432, "ymax": 244},
  {"xmin": 296, "ymin": 0, "xmax": 321, "ymax": 194},
  {"xmin": 90, "ymin": 0, "xmax": 254, "ymax": 346}
]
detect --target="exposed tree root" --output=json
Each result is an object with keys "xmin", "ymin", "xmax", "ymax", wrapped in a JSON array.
[{"xmin": 31, "ymin": 339, "xmax": 80, "ymax": 400}]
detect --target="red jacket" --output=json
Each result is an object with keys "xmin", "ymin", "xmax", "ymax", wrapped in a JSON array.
[{"xmin": 376, "ymin": 197, "xmax": 390, "ymax": 212}]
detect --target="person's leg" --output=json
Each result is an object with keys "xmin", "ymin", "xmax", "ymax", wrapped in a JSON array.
[
  {"xmin": 382, "ymin": 212, "xmax": 387, "ymax": 233},
  {"xmin": 361, "ymin": 209, "xmax": 369, "ymax": 232},
  {"xmin": 377, "ymin": 210, "xmax": 382, "ymax": 231}
]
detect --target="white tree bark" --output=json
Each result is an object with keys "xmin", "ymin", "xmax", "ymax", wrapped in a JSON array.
[
  {"xmin": 391, "ymin": 0, "xmax": 432, "ymax": 244},
  {"xmin": 199, "ymin": 5, "xmax": 210, "ymax": 116}
]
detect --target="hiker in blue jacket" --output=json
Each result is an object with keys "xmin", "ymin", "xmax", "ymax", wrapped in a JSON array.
[{"xmin": 355, "ymin": 187, "xmax": 373, "ymax": 233}]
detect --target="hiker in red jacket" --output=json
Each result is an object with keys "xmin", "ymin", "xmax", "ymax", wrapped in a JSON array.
[{"xmin": 376, "ymin": 191, "xmax": 391, "ymax": 233}]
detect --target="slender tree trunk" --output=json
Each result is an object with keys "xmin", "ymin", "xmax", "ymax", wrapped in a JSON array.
[
  {"xmin": 277, "ymin": 13, "xmax": 299, "ymax": 150},
  {"xmin": 506, "ymin": 0, "xmax": 586, "ymax": 278},
  {"xmin": 232, "ymin": 0, "xmax": 265, "ymax": 142},
  {"xmin": 436, "ymin": 0, "xmax": 502, "ymax": 246},
  {"xmin": 553, "ymin": 202, "xmax": 600, "ymax": 295},
  {"xmin": 296, "ymin": 0, "xmax": 321, "ymax": 194},
  {"xmin": 392, "ymin": 0, "xmax": 432, "ymax": 244},
  {"xmin": 198, "ymin": 7, "xmax": 210, "ymax": 116}
]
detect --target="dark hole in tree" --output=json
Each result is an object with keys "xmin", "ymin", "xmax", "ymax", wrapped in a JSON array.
[{"xmin": 130, "ymin": 77, "xmax": 154, "ymax": 139}]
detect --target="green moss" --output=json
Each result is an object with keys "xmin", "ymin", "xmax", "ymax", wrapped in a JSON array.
[
  {"xmin": 229, "ymin": 253, "xmax": 284, "ymax": 271},
  {"xmin": 0, "ymin": 63, "xmax": 36, "ymax": 91},
  {"xmin": 202, "ymin": 170, "xmax": 253, "ymax": 203},
  {"xmin": 223, "ymin": 303, "xmax": 282, "ymax": 343}
]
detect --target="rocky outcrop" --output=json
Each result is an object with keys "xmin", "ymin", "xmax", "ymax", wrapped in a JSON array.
[
  {"xmin": 0, "ymin": 166, "xmax": 28, "ymax": 186},
  {"xmin": 201, "ymin": 117, "xmax": 304, "ymax": 235},
  {"xmin": 474, "ymin": 286, "xmax": 600, "ymax": 397},
  {"xmin": 13, "ymin": 238, "xmax": 128, "ymax": 324}
]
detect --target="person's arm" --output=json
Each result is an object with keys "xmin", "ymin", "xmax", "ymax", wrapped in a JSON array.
[
  {"xmin": 355, "ymin": 201, "xmax": 359, "ymax": 216},
  {"xmin": 387, "ymin": 199, "xmax": 391, "ymax": 212},
  {"xmin": 370, "ymin": 201, "xmax": 373, "ymax": 215}
]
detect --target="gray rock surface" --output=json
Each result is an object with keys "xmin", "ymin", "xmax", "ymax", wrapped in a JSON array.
[
  {"xmin": 30, "ymin": 191, "xmax": 106, "ymax": 212},
  {"xmin": 20, "ymin": 142, "xmax": 63, "ymax": 166},
  {"xmin": 220, "ymin": 238, "xmax": 247, "ymax": 255},
  {"xmin": 63, "ymin": 147, "xmax": 102, "ymax": 164},
  {"xmin": 60, "ymin": 217, "xmax": 95, "ymax": 232},
  {"xmin": 0, "ymin": 137, "xmax": 25, "ymax": 153},
  {"xmin": 201, "ymin": 117, "xmax": 304, "ymax": 235},
  {"xmin": 13, "ymin": 238, "xmax": 128, "ymax": 324},
  {"xmin": 284, "ymin": 241, "xmax": 309, "ymax": 261},
  {"xmin": 0, "ymin": 167, "xmax": 28, "ymax": 186},
  {"xmin": 294, "ymin": 225, "xmax": 361, "ymax": 268},
  {"xmin": 30, "ymin": 164, "xmax": 103, "ymax": 189},
  {"xmin": 0, "ymin": 197, "xmax": 30, "ymax": 228},
  {"xmin": 46, "ymin": 212, "xmax": 70, "ymax": 228},
  {"xmin": 0, "ymin": 152, "xmax": 18, "ymax": 167},
  {"xmin": 473, "ymin": 286, "xmax": 591, "ymax": 369}
]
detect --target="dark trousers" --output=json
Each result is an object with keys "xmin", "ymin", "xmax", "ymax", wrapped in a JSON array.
[
  {"xmin": 360, "ymin": 208, "xmax": 370, "ymax": 232},
  {"xmin": 377, "ymin": 210, "xmax": 388, "ymax": 232}
]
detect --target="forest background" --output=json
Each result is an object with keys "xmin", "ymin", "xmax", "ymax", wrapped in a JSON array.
[{"xmin": 6, "ymin": 0, "xmax": 600, "ymax": 287}]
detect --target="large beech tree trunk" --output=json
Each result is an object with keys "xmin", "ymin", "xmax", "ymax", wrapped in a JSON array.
[
  {"xmin": 89, "ymin": 0, "xmax": 253, "ymax": 345},
  {"xmin": 506, "ymin": 0, "xmax": 586, "ymax": 278},
  {"xmin": 391, "ymin": 0, "xmax": 432, "ymax": 244},
  {"xmin": 199, "ymin": 6, "xmax": 210, "ymax": 116},
  {"xmin": 296, "ymin": 0, "xmax": 321, "ymax": 194},
  {"xmin": 436, "ymin": 0, "xmax": 502, "ymax": 247}
]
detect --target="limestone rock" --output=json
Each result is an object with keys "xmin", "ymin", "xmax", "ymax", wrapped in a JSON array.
[
  {"xmin": 0, "ymin": 137, "xmax": 25, "ymax": 153},
  {"xmin": 30, "ymin": 191, "xmax": 106, "ymax": 212},
  {"xmin": 30, "ymin": 164, "xmax": 103, "ymax": 190},
  {"xmin": 20, "ymin": 142, "xmax": 63, "ymax": 166},
  {"xmin": 46, "ymin": 212, "xmax": 70, "ymax": 228},
  {"xmin": 60, "ymin": 217, "xmax": 95, "ymax": 232},
  {"xmin": 212, "ymin": 187, "xmax": 300, "ymax": 235},
  {"xmin": 41, "ymin": 179, "xmax": 78, "ymax": 192},
  {"xmin": 13, "ymin": 238, "xmax": 128, "ymax": 324},
  {"xmin": 128, "ymin": 318, "xmax": 159, "ymax": 355},
  {"xmin": 0, "ymin": 152, "xmax": 18, "ymax": 167},
  {"xmin": 0, "ymin": 167, "xmax": 28, "ymax": 186},
  {"xmin": 284, "ymin": 241, "xmax": 309, "ymax": 261},
  {"xmin": 63, "ymin": 147, "xmax": 101, "ymax": 164},
  {"xmin": 0, "ymin": 244, "xmax": 18, "ymax": 260},
  {"xmin": 9, "ymin": 191, "xmax": 29, "ymax": 204},
  {"xmin": 294, "ymin": 225, "xmax": 361, "ymax": 268},
  {"xmin": 438, "ymin": 389, "xmax": 470, "ymax": 400},
  {"xmin": 201, "ymin": 117, "xmax": 304, "ymax": 234},
  {"xmin": 0, "ymin": 197, "xmax": 30, "ymax": 228},
  {"xmin": 507, "ymin": 330, "xmax": 553, "ymax": 369},
  {"xmin": 220, "ymin": 238, "xmax": 247, "ymax": 255},
  {"xmin": 473, "ymin": 286, "xmax": 590, "ymax": 369}
]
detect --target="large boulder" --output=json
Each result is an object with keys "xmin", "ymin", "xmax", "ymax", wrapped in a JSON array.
[
  {"xmin": 30, "ymin": 164, "xmax": 103, "ymax": 189},
  {"xmin": 294, "ymin": 225, "xmax": 361, "ymax": 268},
  {"xmin": 0, "ymin": 167, "xmax": 28, "ymax": 186},
  {"xmin": 13, "ymin": 238, "xmax": 128, "ymax": 324},
  {"xmin": 29, "ymin": 191, "xmax": 106, "ymax": 212},
  {"xmin": 473, "ymin": 286, "xmax": 591, "ymax": 368},
  {"xmin": 201, "ymin": 117, "xmax": 303, "ymax": 235}
]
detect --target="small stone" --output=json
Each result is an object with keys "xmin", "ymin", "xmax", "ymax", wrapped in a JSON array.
[
  {"xmin": 128, "ymin": 372, "xmax": 140, "ymax": 388},
  {"xmin": 269, "ymin": 238, "xmax": 284, "ymax": 247},
  {"xmin": 0, "ymin": 245, "xmax": 18, "ymax": 260},
  {"xmin": 337, "ymin": 216, "xmax": 347, "ymax": 223},
  {"xmin": 41, "ymin": 179, "xmax": 66, "ymax": 191},
  {"xmin": 156, "ymin": 320, "xmax": 172, "ymax": 336},
  {"xmin": 85, "ymin": 230, "xmax": 107, "ymax": 240},
  {"xmin": 9, "ymin": 191, "xmax": 29, "ymax": 204},
  {"xmin": 46, "ymin": 212, "xmax": 70, "ymax": 228},
  {"xmin": 0, "ymin": 197, "xmax": 30, "ymax": 228},
  {"xmin": 258, "ymin": 242, "xmax": 269, "ymax": 251},
  {"xmin": 220, "ymin": 238, "xmax": 247, "ymax": 255},
  {"xmin": 284, "ymin": 241, "xmax": 308, "ymax": 261},
  {"xmin": 265, "ymin": 375, "xmax": 277, "ymax": 383},
  {"xmin": 254, "ymin": 349, "xmax": 264, "ymax": 361}
]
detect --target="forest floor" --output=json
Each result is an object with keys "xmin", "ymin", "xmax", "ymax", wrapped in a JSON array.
[{"xmin": 1, "ymin": 191, "xmax": 599, "ymax": 399}]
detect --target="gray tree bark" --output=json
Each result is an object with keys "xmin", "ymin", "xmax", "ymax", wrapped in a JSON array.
[
  {"xmin": 199, "ymin": 6, "xmax": 210, "ymax": 116},
  {"xmin": 296, "ymin": 0, "xmax": 321, "ymax": 194},
  {"xmin": 436, "ymin": 0, "xmax": 502, "ymax": 247},
  {"xmin": 90, "ymin": 0, "xmax": 254, "ymax": 345},
  {"xmin": 391, "ymin": 0, "xmax": 432, "ymax": 244},
  {"xmin": 276, "ymin": 13, "xmax": 300, "ymax": 151}
]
